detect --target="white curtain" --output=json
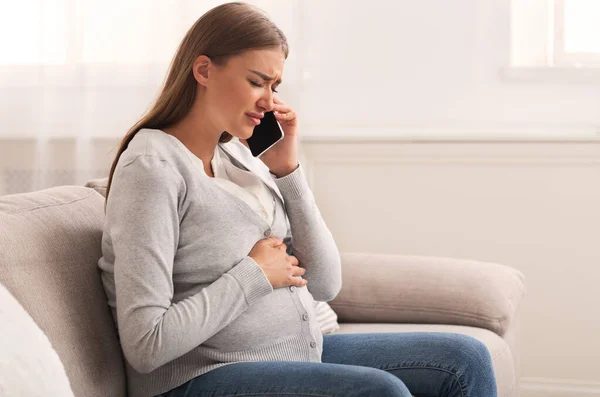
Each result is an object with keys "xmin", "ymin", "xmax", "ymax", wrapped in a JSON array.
[{"xmin": 0, "ymin": 0, "xmax": 301, "ymax": 195}]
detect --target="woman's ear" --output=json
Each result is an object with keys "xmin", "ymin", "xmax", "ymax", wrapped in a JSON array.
[{"xmin": 192, "ymin": 55, "xmax": 211, "ymax": 87}]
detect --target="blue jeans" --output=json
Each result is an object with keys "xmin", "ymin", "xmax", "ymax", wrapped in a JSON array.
[{"xmin": 156, "ymin": 332, "xmax": 497, "ymax": 397}]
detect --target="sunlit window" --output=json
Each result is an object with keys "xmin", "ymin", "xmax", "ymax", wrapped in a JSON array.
[
  {"xmin": 555, "ymin": 0, "xmax": 600, "ymax": 65},
  {"xmin": 0, "ymin": 0, "xmax": 66, "ymax": 64}
]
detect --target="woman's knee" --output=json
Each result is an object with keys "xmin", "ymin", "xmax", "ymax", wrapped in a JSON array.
[
  {"xmin": 458, "ymin": 335, "xmax": 493, "ymax": 362},
  {"xmin": 445, "ymin": 334, "xmax": 495, "ymax": 378},
  {"xmin": 362, "ymin": 368, "xmax": 413, "ymax": 397}
]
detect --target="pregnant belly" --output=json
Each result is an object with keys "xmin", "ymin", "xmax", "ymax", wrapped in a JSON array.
[{"xmin": 202, "ymin": 288, "xmax": 306, "ymax": 352}]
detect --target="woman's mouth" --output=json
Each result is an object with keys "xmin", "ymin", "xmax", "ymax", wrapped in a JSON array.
[{"xmin": 246, "ymin": 113, "xmax": 263, "ymax": 126}]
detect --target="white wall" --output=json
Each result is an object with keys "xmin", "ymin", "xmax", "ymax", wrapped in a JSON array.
[{"xmin": 284, "ymin": 0, "xmax": 600, "ymax": 139}]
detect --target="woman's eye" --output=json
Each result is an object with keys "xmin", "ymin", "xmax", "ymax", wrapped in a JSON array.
[{"xmin": 250, "ymin": 79, "xmax": 278, "ymax": 93}]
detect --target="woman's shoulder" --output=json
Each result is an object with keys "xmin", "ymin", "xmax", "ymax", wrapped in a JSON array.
[
  {"xmin": 123, "ymin": 129, "xmax": 177, "ymax": 158},
  {"xmin": 119, "ymin": 129, "xmax": 191, "ymax": 171}
]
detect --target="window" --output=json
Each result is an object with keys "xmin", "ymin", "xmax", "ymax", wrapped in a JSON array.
[
  {"xmin": 554, "ymin": 0, "xmax": 600, "ymax": 66},
  {"xmin": 510, "ymin": 0, "xmax": 600, "ymax": 68}
]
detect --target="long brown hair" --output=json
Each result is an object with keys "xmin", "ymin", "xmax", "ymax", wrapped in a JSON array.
[{"xmin": 104, "ymin": 2, "xmax": 288, "ymax": 210}]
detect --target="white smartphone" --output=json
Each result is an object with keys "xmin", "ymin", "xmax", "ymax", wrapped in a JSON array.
[{"xmin": 246, "ymin": 111, "xmax": 284, "ymax": 157}]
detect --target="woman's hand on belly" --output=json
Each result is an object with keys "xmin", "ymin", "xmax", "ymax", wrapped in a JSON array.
[{"xmin": 249, "ymin": 237, "xmax": 307, "ymax": 289}]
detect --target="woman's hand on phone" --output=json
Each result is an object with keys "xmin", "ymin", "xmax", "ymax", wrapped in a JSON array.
[
  {"xmin": 248, "ymin": 237, "xmax": 307, "ymax": 289},
  {"xmin": 241, "ymin": 97, "xmax": 300, "ymax": 178}
]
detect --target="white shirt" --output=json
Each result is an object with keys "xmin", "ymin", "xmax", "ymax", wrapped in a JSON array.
[{"xmin": 210, "ymin": 145, "xmax": 276, "ymax": 225}]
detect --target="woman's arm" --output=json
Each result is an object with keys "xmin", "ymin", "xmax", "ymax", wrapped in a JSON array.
[
  {"xmin": 273, "ymin": 164, "xmax": 342, "ymax": 302},
  {"xmin": 107, "ymin": 155, "xmax": 273, "ymax": 374}
]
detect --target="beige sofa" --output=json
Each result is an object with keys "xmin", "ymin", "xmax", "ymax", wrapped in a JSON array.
[{"xmin": 0, "ymin": 181, "xmax": 526, "ymax": 397}]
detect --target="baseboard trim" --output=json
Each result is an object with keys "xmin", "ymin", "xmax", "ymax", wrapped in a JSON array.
[{"xmin": 521, "ymin": 378, "xmax": 600, "ymax": 397}]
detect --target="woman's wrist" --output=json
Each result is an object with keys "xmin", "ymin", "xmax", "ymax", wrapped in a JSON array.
[{"xmin": 270, "ymin": 163, "xmax": 300, "ymax": 179}]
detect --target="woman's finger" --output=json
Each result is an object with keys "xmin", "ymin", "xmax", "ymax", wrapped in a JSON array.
[
  {"xmin": 269, "ymin": 237, "xmax": 284, "ymax": 246},
  {"xmin": 287, "ymin": 255, "xmax": 299, "ymax": 266},
  {"xmin": 273, "ymin": 103, "xmax": 292, "ymax": 112},
  {"xmin": 275, "ymin": 111, "xmax": 296, "ymax": 121},
  {"xmin": 295, "ymin": 278, "xmax": 308, "ymax": 287},
  {"xmin": 292, "ymin": 266, "xmax": 306, "ymax": 277}
]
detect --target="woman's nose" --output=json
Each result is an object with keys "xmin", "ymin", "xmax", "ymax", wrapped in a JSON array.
[{"xmin": 257, "ymin": 93, "xmax": 275, "ymax": 112}]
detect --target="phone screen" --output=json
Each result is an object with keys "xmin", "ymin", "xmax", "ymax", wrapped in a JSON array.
[{"xmin": 246, "ymin": 111, "xmax": 284, "ymax": 157}]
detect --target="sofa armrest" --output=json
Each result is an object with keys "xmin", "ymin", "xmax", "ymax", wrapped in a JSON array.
[{"xmin": 329, "ymin": 253, "xmax": 526, "ymax": 337}]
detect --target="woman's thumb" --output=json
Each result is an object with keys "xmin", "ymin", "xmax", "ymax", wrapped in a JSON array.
[{"xmin": 270, "ymin": 237, "xmax": 284, "ymax": 246}]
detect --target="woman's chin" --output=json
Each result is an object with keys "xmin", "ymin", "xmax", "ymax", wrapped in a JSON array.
[{"xmin": 236, "ymin": 128, "xmax": 255, "ymax": 140}]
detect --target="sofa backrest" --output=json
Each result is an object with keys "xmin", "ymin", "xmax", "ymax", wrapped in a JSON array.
[{"xmin": 0, "ymin": 186, "xmax": 126, "ymax": 397}]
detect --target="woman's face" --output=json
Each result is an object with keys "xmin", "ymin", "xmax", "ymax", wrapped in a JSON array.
[{"xmin": 207, "ymin": 47, "xmax": 285, "ymax": 140}]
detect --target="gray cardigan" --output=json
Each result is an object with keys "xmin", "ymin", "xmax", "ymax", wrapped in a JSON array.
[{"xmin": 98, "ymin": 129, "xmax": 342, "ymax": 397}]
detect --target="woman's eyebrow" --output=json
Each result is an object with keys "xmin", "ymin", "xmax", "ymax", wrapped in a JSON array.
[{"xmin": 247, "ymin": 69, "xmax": 282, "ymax": 85}]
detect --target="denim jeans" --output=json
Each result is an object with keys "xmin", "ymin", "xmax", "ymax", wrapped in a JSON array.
[{"xmin": 156, "ymin": 332, "xmax": 497, "ymax": 397}]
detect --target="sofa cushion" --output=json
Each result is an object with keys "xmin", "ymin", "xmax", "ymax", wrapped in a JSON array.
[
  {"xmin": 0, "ymin": 186, "xmax": 127, "ymax": 397},
  {"xmin": 0, "ymin": 281, "xmax": 75, "ymax": 397},
  {"xmin": 332, "ymin": 253, "xmax": 525, "ymax": 337},
  {"xmin": 85, "ymin": 177, "xmax": 107, "ymax": 197},
  {"xmin": 336, "ymin": 323, "xmax": 516, "ymax": 397}
]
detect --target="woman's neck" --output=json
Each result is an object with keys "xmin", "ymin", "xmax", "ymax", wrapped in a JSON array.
[{"xmin": 164, "ymin": 102, "xmax": 222, "ymax": 177}]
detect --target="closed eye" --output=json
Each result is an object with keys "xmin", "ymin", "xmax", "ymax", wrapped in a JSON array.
[{"xmin": 249, "ymin": 80, "xmax": 278, "ymax": 93}]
